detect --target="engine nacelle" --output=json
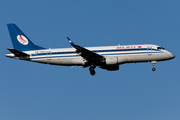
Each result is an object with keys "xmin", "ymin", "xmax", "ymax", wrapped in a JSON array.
[
  {"xmin": 105, "ymin": 57, "xmax": 118, "ymax": 65},
  {"xmin": 100, "ymin": 65, "xmax": 119, "ymax": 71}
]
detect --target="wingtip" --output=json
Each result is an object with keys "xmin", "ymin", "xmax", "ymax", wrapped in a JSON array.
[
  {"xmin": 67, "ymin": 37, "xmax": 70, "ymax": 40},
  {"xmin": 67, "ymin": 37, "xmax": 75, "ymax": 46}
]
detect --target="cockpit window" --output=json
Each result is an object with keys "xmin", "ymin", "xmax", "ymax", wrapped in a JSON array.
[{"xmin": 157, "ymin": 47, "xmax": 165, "ymax": 50}]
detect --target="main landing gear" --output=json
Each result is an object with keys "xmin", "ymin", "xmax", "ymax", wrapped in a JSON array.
[
  {"xmin": 89, "ymin": 65, "xmax": 96, "ymax": 75},
  {"xmin": 151, "ymin": 61, "xmax": 156, "ymax": 71}
]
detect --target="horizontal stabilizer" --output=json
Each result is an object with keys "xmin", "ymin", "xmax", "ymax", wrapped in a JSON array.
[{"xmin": 7, "ymin": 48, "xmax": 29, "ymax": 57}]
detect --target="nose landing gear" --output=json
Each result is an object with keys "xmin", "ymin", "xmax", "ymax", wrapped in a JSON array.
[
  {"xmin": 151, "ymin": 61, "xmax": 156, "ymax": 71},
  {"xmin": 152, "ymin": 67, "xmax": 156, "ymax": 71},
  {"xmin": 89, "ymin": 65, "xmax": 96, "ymax": 75}
]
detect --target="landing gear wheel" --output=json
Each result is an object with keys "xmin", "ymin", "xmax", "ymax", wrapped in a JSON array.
[
  {"xmin": 89, "ymin": 66, "xmax": 96, "ymax": 76},
  {"xmin": 151, "ymin": 61, "xmax": 157, "ymax": 72},
  {"xmin": 152, "ymin": 67, "xmax": 156, "ymax": 71},
  {"xmin": 90, "ymin": 70, "xmax": 96, "ymax": 75}
]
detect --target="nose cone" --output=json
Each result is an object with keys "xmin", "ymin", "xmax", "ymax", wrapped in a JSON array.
[{"xmin": 168, "ymin": 53, "xmax": 175, "ymax": 59}]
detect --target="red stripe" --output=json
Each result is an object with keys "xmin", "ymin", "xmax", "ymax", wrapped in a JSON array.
[{"xmin": 19, "ymin": 35, "xmax": 26, "ymax": 44}]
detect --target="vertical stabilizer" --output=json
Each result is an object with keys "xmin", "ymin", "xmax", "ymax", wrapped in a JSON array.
[{"xmin": 7, "ymin": 24, "xmax": 45, "ymax": 51}]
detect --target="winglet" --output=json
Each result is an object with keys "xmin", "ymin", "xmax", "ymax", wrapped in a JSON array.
[{"xmin": 67, "ymin": 37, "xmax": 75, "ymax": 46}]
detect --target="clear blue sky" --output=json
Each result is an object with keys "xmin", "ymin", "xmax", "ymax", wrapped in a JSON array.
[{"xmin": 0, "ymin": 0, "xmax": 180, "ymax": 120}]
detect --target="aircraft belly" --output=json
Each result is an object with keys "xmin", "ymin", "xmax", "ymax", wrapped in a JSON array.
[
  {"xmin": 31, "ymin": 57, "xmax": 84, "ymax": 66},
  {"xmin": 130, "ymin": 53, "xmax": 169, "ymax": 62},
  {"xmin": 59, "ymin": 58, "xmax": 84, "ymax": 65}
]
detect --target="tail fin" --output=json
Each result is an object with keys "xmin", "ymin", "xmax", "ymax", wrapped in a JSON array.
[{"xmin": 7, "ymin": 24, "xmax": 45, "ymax": 51}]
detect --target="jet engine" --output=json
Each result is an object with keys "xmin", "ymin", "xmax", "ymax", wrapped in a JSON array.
[{"xmin": 105, "ymin": 57, "xmax": 118, "ymax": 65}]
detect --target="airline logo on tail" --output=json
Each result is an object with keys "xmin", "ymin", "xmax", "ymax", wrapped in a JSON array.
[{"xmin": 17, "ymin": 35, "xmax": 28, "ymax": 45}]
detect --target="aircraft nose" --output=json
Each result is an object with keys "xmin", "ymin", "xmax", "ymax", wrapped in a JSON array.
[{"xmin": 168, "ymin": 53, "xmax": 175, "ymax": 59}]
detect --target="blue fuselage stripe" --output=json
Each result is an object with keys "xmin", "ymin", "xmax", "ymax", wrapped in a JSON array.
[
  {"xmin": 31, "ymin": 48, "xmax": 160, "ymax": 56},
  {"xmin": 30, "ymin": 48, "xmax": 164, "ymax": 59}
]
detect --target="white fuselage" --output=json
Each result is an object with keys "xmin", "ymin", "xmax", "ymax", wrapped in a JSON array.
[
  {"xmin": 7, "ymin": 44, "xmax": 174, "ymax": 67},
  {"xmin": 6, "ymin": 24, "xmax": 175, "ymax": 75}
]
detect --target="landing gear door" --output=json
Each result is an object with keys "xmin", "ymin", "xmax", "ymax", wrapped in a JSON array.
[{"xmin": 147, "ymin": 46, "xmax": 152, "ymax": 55}]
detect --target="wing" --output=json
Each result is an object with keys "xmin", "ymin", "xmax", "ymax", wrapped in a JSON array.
[{"xmin": 67, "ymin": 37, "xmax": 104, "ymax": 60}]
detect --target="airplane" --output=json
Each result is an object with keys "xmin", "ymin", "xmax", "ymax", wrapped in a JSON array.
[{"xmin": 5, "ymin": 24, "xmax": 175, "ymax": 75}]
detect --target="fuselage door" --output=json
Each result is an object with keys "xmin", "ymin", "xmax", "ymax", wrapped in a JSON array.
[
  {"xmin": 46, "ymin": 51, "xmax": 52, "ymax": 60},
  {"xmin": 147, "ymin": 46, "xmax": 152, "ymax": 55}
]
